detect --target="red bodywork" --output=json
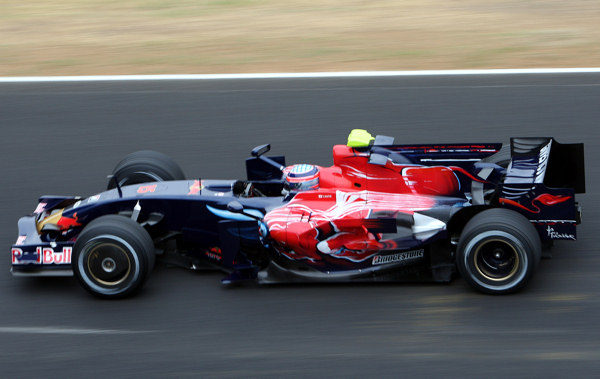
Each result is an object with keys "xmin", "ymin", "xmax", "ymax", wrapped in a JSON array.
[
  {"xmin": 317, "ymin": 145, "xmax": 462, "ymax": 195},
  {"xmin": 264, "ymin": 145, "xmax": 468, "ymax": 265}
]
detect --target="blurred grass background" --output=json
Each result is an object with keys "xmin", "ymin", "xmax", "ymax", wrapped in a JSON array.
[{"xmin": 1, "ymin": 0, "xmax": 599, "ymax": 75}]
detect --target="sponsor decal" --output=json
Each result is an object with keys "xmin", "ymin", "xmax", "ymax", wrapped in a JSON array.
[
  {"xmin": 88, "ymin": 194, "xmax": 101, "ymax": 203},
  {"xmin": 11, "ymin": 248, "xmax": 19, "ymax": 263},
  {"xmin": 137, "ymin": 184, "xmax": 157, "ymax": 194},
  {"xmin": 57, "ymin": 213, "xmax": 81, "ymax": 230},
  {"xmin": 11, "ymin": 246, "xmax": 72, "ymax": 265},
  {"xmin": 318, "ymin": 194, "xmax": 332, "ymax": 199},
  {"xmin": 546, "ymin": 226, "xmax": 575, "ymax": 240},
  {"xmin": 15, "ymin": 236, "xmax": 26, "ymax": 246},
  {"xmin": 372, "ymin": 249, "xmax": 424, "ymax": 265},
  {"xmin": 11, "ymin": 248, "xmax": 39, "ymax": 264},
  {"xmin": 205, "ymin": 247, "xmax": 222, "ymax": 261},
  {"xmin": 499, "ymin": 193, "xmax": 571, "ymax": 213},
  {"xmin": 41, "ymin": 247, "xmax": 72, "ymax": 264},
  {"xmin": 188, "ymin": 180, "xmax": 204, "ymax": 195},
  {"xmin": 535, "ymin": 193, "xmax": 571, "ymax": 206},
  {"xmin": 34, "ymin": 202, "xmax": 47, "ymax": 214},
  {"xmin": 12, "ymin": 247, "xmax": 40, "ymax": 264}
]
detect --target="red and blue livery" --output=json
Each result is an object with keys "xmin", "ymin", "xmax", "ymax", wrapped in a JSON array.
[{"xmin": 11, "ymin": 130, "xmax": 585, "ymax": 298}]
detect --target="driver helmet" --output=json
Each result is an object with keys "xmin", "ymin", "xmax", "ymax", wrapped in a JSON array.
[{"xmin": 283, "ymin": 164, "xmax": 320, "ymax": 191}]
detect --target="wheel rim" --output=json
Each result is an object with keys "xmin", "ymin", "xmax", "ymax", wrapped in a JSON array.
[
  {"xmin": 86, "ymin": 242, "xmax": 132, "ymax": 286},
  {"xmin": 77, "ymin": 235, "xmax": 141, "ymax": 295},
  {"xmin": 462, "ymin": 230, "xmax": 529, "ymax": 292},
  {"xmin": 473, "ymin": 239, "xmax": 519, "ymax": 281}
]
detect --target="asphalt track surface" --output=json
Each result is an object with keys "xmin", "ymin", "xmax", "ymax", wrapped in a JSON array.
[{"xmin": 1, "ymin": 74, "xmax": 599, "ymax": 377}]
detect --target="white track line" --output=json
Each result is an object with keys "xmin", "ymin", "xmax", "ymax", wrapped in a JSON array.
[
  {"xmin": 0, "ymin": 326, "xmax": 154, "ymax": 335},
  {"xmin": 1, "ymin": 68, "xmax": 600, "ymax": 82}
]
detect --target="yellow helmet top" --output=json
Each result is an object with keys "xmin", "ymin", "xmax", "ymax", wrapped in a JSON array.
[{"xmin": 347, "ymin": 129, "xmax": 374, "ymax": 148}]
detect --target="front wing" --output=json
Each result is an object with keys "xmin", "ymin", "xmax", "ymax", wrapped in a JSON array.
[{"xmin": 11, "ymin": 216, "xmax": 73, "ymax": 276}]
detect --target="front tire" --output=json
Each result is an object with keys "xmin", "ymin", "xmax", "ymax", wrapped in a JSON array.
[
  {"xmin": 73, "ymin": 215, "xmax": 155, "ymax": 299},
  {"xmin": 108, "ymin": 150, "xmax": 185, "ymax": 189},
  {"xmin": 456, "ymin": 208, "xmax": 541, "ymax": 295}
]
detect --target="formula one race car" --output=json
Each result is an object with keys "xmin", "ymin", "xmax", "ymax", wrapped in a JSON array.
[{"xmin": 11, "ymin": 130, "xmax": 585, "ymax": 298}]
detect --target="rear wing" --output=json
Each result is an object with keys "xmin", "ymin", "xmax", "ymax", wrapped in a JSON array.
[
  {"xmin": 508, "ymin": 138, "xmax": 585, "ymax": 193},
  {"xmin": 501, "ymin": 138, "xmax": 584, "ymax": 241}
]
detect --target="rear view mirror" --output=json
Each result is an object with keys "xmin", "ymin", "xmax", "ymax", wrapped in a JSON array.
[
  {"xmin": 226, "ymin": 201, "xmax": 262, "ymax": 221},
  {"xmin": 251, "ymin": 144, "xmax": 270, "ymax": 157},
  {"xmin": 227, "ymin": 201, "xmax": 244, "ymax": 213},
  {"xmin": 374, "ymin": 135, "xmax": 395, "ymax": 146}
]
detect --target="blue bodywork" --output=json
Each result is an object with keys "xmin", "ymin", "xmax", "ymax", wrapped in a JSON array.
[{"xmin": 10, "ymin": 137, "xmax": 584, "ymax": 284}]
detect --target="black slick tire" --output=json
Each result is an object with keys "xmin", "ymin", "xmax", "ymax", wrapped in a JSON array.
[
  {"xmin": 108, "ymin": 150, "xmax": 185, "ymax": 189},
  {"xmin": 72, "ymin": 215, "xmax": 155, "ymax": 299},
  {"xmin": 456, "ymin": 208, "xmax": 541, "ymax": 295}
]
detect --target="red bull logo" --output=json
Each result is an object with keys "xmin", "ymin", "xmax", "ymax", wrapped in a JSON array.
[
  {"xmin": 57, "ymin": 212, "xmax": 81, "ymax": 230},
  {"xmin": 188, "ymin": 180, "xmax": 204, "ymax": 195},
  {"xmin": 11, "ymin": 247, "xmax": 41, "ymax": 264},
  {"xmin": 41, "ymin": 247, "xmax": 72, "ymax": 264},
  {"xmin": 11, "ymin": 247, "xmax": 72, "ymax": 265}
]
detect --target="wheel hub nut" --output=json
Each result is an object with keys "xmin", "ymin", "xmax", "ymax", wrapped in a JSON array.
[{"xmin": 101, "ymin": 257, "xmax": 116, "ymax": 273}]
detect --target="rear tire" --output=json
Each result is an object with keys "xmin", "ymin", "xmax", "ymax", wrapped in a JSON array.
[
  {"xmin": 73, "ymin": 215, "xmax": 155, "ymax": 299},
  {"xmin": 108, "ymin": 150, "xmax": 185, "ymax": 189},
  {"xmin": 456, "ymin": 208, "xmax": 541, "ymax": 295}
]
